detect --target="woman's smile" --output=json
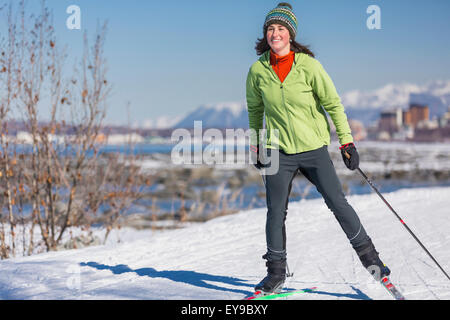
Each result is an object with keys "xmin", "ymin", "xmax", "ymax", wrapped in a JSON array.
[{"xmin": 267, "ymin": 24, "xmax": 291, "ymax": 56}]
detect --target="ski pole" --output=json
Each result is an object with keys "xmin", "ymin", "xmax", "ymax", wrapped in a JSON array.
[
  {"xmin": 343, "ymin": 151, "xmax": 450, "ymax": 281},
  {"xmin": 261, "ymin": 169, "xmax": 267, "ymax": 189}
]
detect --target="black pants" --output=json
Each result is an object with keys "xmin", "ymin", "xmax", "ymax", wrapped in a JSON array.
[{"xmin": 264, "ymin": 145, "xmax": 370, "ymax": 261}]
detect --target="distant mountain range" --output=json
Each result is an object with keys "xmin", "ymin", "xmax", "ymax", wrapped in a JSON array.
[
  {"xmin": 342, "ymin": 80, "xmax": 450, "ymax": 124},
  {"xmin": 173, "ymin": 102, "xmax": 249, "ymax": 129},
  {"xmin": 147, "ymin": 80, "xmax": 450, "ymax": 129}
]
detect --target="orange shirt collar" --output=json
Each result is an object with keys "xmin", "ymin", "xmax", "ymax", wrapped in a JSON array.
[
  {"xmin": 270, "ymin": 50, "xmax": 295, "ymax": 65},
  {"xmin": 269, "ymin": 50, "xmax": 295, "ymax": 83}
]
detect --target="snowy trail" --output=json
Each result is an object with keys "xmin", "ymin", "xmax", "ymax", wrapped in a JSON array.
[{"xmin": 0, "ymin": 187, "xmax": 449, "ymax": 300}]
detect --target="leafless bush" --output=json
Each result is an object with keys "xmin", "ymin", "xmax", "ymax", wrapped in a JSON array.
[{"xmin": 0, "ymin": 1, "xmax": 142, "ymax": 258}]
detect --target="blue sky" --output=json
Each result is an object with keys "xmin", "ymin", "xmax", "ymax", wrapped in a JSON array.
[{"xmin": 3, "ymin": 0, "xmax": 450, "ymax": 126}]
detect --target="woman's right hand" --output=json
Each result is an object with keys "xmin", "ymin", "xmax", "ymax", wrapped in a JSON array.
[{"xmin": 339, "ymin": 142, "xmax": 360, "ymax": 170}]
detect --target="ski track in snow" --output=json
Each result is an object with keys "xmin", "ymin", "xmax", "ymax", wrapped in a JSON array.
[{"xmin": 0, "ymin": 187, "xmax": 450, "ymax": 300}]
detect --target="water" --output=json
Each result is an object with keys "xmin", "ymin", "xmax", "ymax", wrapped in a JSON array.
[
  {"xmin": 3, "ymin": 143, "xmax": 246, "ymax": 157},
  {"xmin": 97, "ymin": 143, "xmax": 450, "ymax": 218},
  {"xmin": 99, "ymin": 144, "xmax": 176, "ymax": 155},
  {"xmin": 6, "ymin": 143, "xmax": 449, "ymax": 220},
  {"xmin": 127, "ymin": 176, "xmax": 450, "ymax": 219}
]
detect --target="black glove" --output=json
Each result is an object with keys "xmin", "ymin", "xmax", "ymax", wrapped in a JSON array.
[
  {"xmin": 340, "ymin": 142, "xmax": 359, "ymax": 170},
  {"xmin": 250, "ymin": 145, "xmax": 269, "ymax": 170}
]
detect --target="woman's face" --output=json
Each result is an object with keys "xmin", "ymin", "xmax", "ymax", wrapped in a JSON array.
[{"xmin": 266, "ymin": 24, "xmax": 291, "ymax": 55}]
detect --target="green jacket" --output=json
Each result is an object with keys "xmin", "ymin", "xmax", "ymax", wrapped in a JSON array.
[{"xmin": 246, "ymin": 51, "xmax": 353, "ymax": 154}]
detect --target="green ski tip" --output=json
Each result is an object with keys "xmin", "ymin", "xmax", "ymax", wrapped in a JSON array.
[{"xmin": 246, "ymin": 287, "xmax": 318, "ymax": 300}]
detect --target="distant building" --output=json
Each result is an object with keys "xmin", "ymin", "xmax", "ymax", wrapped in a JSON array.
[
  {"xmin": 16, "ymin": 131, "xmax": 34, "ymax": 144},
  {"xmin": 106, "ymin": 133, "xmax": 144, "ymax": 145},
  {"xmin": 403, "ymin": 104, "xmax": 429, "ymax": 128},
  {"xmin": 413, "ymin": 127, "xmax": 450, "ymax": 142},
  {"xmin": 438, "ymin": 107, "xmax": 450, "ymax": 128},
  {"xmin": 378, "ymin": 108, "xmax": 402, "ymax": 134},
  {"xmin": 375, "ymin": 103, "xmax": 437, "ymax": 141},
  {"xmin": 95, "ymin": 133, "xmax": 107, "ymax": 144},
  {"xmin": 348, "ymin": 119, "xmax": 367, "ymax": 141},
  {"xmin": 327, "ymin": 118, "xmax": 367, "ymax": 141},
  {"xmin": 392, "ymin": 126, "xmax": 414, "ymax": 140}
]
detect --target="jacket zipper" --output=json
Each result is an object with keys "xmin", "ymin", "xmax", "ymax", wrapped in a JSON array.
[
  {"xmin": 280, "ymin": 84, "xmax": 295, "ymax": 148},
  {"xmin": 268, "ymin": 60, "xmax": 296, "ymax": 150}
]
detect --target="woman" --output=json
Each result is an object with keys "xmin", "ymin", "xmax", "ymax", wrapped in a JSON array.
[{"xmin": 246, "ymin": 2, "xmax": 390, "ymax": 294}]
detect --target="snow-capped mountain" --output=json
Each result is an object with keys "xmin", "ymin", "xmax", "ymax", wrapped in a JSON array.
[
  {"xmin": 171, "ymin": 80, "xmax": 450, "ymax": 128},
  {"xmin": 173, "ymin": 102, "xmax": 248, "ymax": 129},
  {"xmin": 342, "ymin": 80, "xmax": 450, "ymax": 122}
]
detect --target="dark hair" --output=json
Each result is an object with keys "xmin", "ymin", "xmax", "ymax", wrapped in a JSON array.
[{"xmin": 255, "ymin": 33, "xmax": 315, "ymax": 57}]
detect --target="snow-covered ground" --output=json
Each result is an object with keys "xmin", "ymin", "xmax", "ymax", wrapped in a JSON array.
[{"xmin": 0, "ymin": 187, "xmax": 449, "ymax": 300}]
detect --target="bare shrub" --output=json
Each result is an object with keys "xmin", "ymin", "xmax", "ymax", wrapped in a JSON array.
[{"xmin": 0, "ymin": 1, "xmax": 142, "ymax": 258}]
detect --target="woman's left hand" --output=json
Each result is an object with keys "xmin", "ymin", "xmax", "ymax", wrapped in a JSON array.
[{"xmin": 340, "ymin": 142, "xmax": 359, "ymax": 170}]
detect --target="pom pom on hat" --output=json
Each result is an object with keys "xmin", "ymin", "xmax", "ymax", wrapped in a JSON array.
[{"xmin": 277, "ymin": 2, "xmax": 292, "ymax": 9}]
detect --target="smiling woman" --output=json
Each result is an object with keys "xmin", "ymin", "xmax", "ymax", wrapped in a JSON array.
[
  {"xmin": 266, "ymin": 24, "xmax": 291, "ymax": 56},
  {"xmin": 246, "ymin": 2, "xmax": 392, "ymax": 297},
  {"xmin": 255, "ymin": 2, "xmax": 314, "ymax": 57}
]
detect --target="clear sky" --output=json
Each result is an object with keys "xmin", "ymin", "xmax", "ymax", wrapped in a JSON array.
[{"xmin": 2, "ymin": 0, "xmax": 450, "ymax": 126}]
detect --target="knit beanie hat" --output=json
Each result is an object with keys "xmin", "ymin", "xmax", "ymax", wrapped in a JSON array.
[{"xmin": 264, "ymin": 2, "xmax": 298, "ymax": 39}]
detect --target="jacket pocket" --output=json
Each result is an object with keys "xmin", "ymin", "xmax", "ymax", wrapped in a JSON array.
[{"xmin": 309, "ymin": 104, "xmax": 323, "ymax": 140}]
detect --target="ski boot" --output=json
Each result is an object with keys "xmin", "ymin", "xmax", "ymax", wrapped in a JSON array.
[
  {"xmin": 355, "ymin": 240, "xmax": 391, "ymax": 281},
  {"xmin": 255, "ymin": 255, "xmax": 287, "ymax": 294}
]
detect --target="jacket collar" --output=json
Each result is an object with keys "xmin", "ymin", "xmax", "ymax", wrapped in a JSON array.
[
  {"xmin": 269, "ymin": 50, "xmax": 295, "ymax": 66},
  {"xmin": 260, "ymin": 50, "xmax": 301, "ymax": 70}
]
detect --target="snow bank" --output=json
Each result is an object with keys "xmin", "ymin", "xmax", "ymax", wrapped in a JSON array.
[{"xmin": 0, "ymin": 187, "xmax": 449, "ymax": 300}]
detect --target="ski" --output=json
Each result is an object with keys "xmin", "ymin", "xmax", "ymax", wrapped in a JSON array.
[
  {"xmin": 380, "ymin": 276, "xmax": 405, "ymax": 300},
  {"xmin": 244, "ymin": 287, "xmax": 317, "ymax": 300}
]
